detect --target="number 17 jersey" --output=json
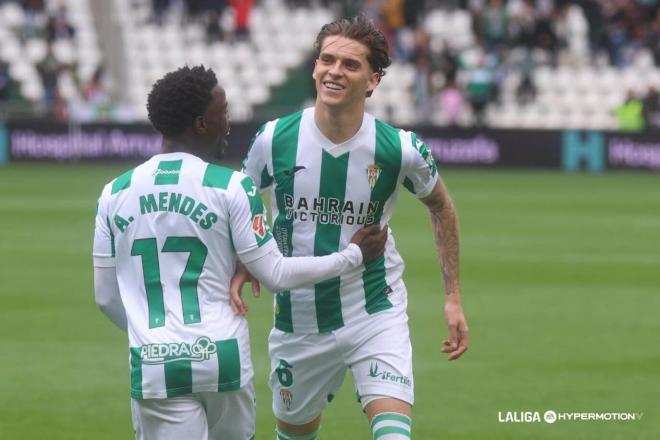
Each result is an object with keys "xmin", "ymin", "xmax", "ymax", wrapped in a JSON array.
[{"xmin": 93, "ymin": 152, "xmax": 276, "ymax": 399}]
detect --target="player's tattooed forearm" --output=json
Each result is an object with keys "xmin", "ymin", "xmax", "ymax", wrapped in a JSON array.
[{"xmin": 428, "ymin": 195, "xmax": 460, "ymax": 296}]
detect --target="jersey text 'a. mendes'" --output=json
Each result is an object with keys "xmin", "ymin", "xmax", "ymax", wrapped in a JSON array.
[
  {"xmin": 242, "ymin": 107, "xmax": 439, "ymax": 334},
  {"xmin": 93, "ymin": 152, "xmax": 275, "ymax": 399}
]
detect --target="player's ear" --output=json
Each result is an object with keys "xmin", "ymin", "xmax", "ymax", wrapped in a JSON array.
[
  {"xmin": 194, "ymin": 115, "xmax": 206, "ymax": 134},
  {"xmin": 366, "ymin": 72, "xmax": 380, "ymax": 96},
  {"xmin": 312, "ymin": 59, "xmax": 318, "ymax": 81}
]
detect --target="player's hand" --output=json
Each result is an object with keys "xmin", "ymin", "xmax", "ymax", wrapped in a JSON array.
[
  {"xmin": 350, "ymin": 224, "xmax": 388, "ymax": 265},
  {"xmin": 442, "ymin": 296, "xmax": 469, "ymax": 361},
  {"xmin": 229, "ymin": 261, "xmax": 261, "ymax": 316}
]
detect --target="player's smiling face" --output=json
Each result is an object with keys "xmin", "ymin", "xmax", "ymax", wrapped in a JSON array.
[{"xmin": 313, "ymin": 35, "xmax": 380, "ymax": 109}]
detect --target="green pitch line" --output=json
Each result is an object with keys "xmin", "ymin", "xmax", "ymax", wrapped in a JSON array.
[{"xmin": 0, "ymin": 164, "xmax": 657, "ymax": 439}]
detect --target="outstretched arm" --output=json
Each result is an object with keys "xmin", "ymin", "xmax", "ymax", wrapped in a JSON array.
[
  {"xmin": 93, "ymin": 264, "xmax": 128, "ymax": 332},
  {"xmin": 420, "ymin": 178, "xmax": 468, "ymax": 361},
  {"xmin": 229, "ymin": 225, "xmax": 388, "ymax": 315}
]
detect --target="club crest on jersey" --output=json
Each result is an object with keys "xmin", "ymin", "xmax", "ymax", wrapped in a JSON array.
[
  {"xmin": 280, "ymin": 388, "xmax": 293, "ymax": 410},
  {"xmin": 367, "ymin": 164, "xmax": 382, "ymax": 189},
  {"xmin": 252, "ymin": 214, "xmax": 267, "ymax": 238}
]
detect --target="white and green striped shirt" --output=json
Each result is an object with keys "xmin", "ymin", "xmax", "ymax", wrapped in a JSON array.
[
  {"xmin": 93, "ymin": 152, "xmax": 275, "ymax": 399},
  {"xmin": 242, "ymin": 108, "xmax": 438, "ymax": 333}
]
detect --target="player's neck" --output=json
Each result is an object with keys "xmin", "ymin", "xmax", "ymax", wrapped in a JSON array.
[
  {"xmin": 314, "ymin": 101, "xmax": 365, "ymax": 145},
  {"xmin": 161, "ymin": 138, "xmax": 210, "ymax": 161}
]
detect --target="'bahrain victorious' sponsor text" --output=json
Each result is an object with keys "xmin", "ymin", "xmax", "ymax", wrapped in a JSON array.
[{"xmin": 283, "ymin": 194, "xmax": 380, "ymax": 226}]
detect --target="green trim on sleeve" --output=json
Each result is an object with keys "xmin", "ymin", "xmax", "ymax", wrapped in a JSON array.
[
  {"xmin": 202, "ymin": 163, "xmax": 234, "ymax": 189},
  {"xmin": 105, "ymin": 216, "xmax": 115, "ymax": 257},
  {"xmin": 240, "ymin": 176, "xmax": 273, "ymax": 247},
  {"xmin": 111, "ymin": 169, "xmax": 135, "ymax": 194}
]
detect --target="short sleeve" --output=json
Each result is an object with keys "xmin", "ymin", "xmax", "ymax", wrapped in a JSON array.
[
  {"xmin": 92, "ymin": 187, "xmax": 116, "ymax": 267},
  {"xmin": 228, "ymin": 175, "xmax": 277, "ymax": 263},
  {"xmin": 402, "ymin": 132, "xmax": 438, "ymax": 199},
  {"xmin": 241, "ymin": 123, "xmax": 274, "ymax": 190}
]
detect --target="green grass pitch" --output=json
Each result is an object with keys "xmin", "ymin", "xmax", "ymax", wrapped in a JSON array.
[{"xmin": 1, "ymin": 164, "xmax": 658, "ymax": 439}]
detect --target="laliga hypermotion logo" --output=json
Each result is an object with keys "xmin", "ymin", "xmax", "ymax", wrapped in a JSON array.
[{"xmin": 140, "ymin": 336, "xmax": 217, "ymax": 365}]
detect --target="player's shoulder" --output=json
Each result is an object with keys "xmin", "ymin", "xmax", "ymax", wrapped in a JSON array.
[
  {"xmin": 100, "ymin": 164, "xmax": 138, "ymax": 201},
  {"xmin": 202, "ymin": 162, "xmax": 257, "ymax": 192},
  {"xmin": 276, "ymin": 108, "xmax": 306, "ymax": 125},
  {"xmin": 370, "ymin": 113, "xmax": 421, "ymax": 150},
  {"xmin": 264, "ymin": 108, "xmax": 311, "ymax": 137},
  {"xmin": 371, "ymin": 113, "xmax": 398, "ymax": 133},
  {"xmin": 245, "ymin": 110, "xmax": 307, "ymax": 163},
  {"xmin": 257, "ymin": 108, "xmax": 306, "ymax": 134},
  {"xmin": 201, "ymin": 162, "xmax": 242, "ymax": 192}
]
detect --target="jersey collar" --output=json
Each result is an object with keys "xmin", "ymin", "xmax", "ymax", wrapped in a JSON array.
[{"xmin": 305, "ymin": 107, "xmax": 374, "ymax": 158}]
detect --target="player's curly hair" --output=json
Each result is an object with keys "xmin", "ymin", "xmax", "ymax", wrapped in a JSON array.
[
  {"xmin": 147, "ymin": 65, "xmax": 218, "ymax": 138},
  {"xmin": 314, "ymin": 14, "xmax": 391, "ymax": 96}
]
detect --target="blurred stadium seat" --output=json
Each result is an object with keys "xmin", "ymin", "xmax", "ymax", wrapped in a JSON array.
[{"xmin": 0, "ymin": 0, "xmax": 658, "ymax": 129}]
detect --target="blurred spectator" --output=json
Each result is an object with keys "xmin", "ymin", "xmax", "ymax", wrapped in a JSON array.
[
  {"xmin": 19, "ymin": 0, "xmax": 46, "ymax": 40},
  {"xmin": 466, "ymin": 54, "xmax": 495, "ymax": 126},
  {"xmin": 404, "ymin": 0, "xmax": 425, "ymax": 28},
  {"xmin": 0, "ymin": 61, "xmax": 14, "ymax": 102},
  {"xmin": 509, "ymin": 0, "xmax": 537, "ymax": 50},
  {"xmin": 474, "ymin": 0, "xmax": 510, "ymax": 54},
  {"xmin": 228, "ymin": 0, "xmax": 254, "ymax": 41},
  {"xmin": 152, "ymin": 0, "xmax": 171, "ymax": 25},
  {"xmin": 361, "ymin": 0, "xmax": 382, "ymax": 22},
  {"xmin": 205, "ymin": 10, "xmax": 224, "ymax": 43},
  {"xmin": 646, "ymin": 8, "xmax": 660, "ymax": 65},
  {"xmin": 340, "ymin": 0, "xmax": 365, "ymax": 18},
  {"xmin": 515, "ymin": 52, "xmax": 536, "ymax": 106},
  {"xmin": 20, "ymin": 0, "xmax": 45, "ymax": 15},
  {"xmin": 380, "ymin": 0, "xmax": 408, "ymax": 60},
  {"xmin": 184, "ymin": 0, "xmax": 205, "ymax": 21},
  {"xmin": 534, "ymin": 4, "xmax": 560, "ymax": 64},
  {"xmin": 36, "ymin": 43, "xmax": 68, "ymax": 120},
  {"xmin": 70, "ymin": 66, "xmax": 113, "ymax": 122},
  {"xmin": 45, "ymin": 5, "xmax": 75, "ymax": 43},
  {"xmin": 642, "ymin": 86, "xmax": 660, "ymax": 130},
  {"xmin": 83, "ymin": 66, "xmax": 111, "ymax": 114},
  {"xmin": 435, "ymin": 41, "xmax": 459, "ymax": 85},
  {"xmin": 601, "ymin": 0, "xmax": 653, "ymax": 68},
  {"xmin": 615, "ymin": 90, "xmax": 645, "ymax": 132},
  {"xmin": 204, "ymin": 0, "xmax": 228, "ymax": 15},
  {"xmin": 578, "ymin": 0, "xmax": 607, "ymax": 60},
  {"xmin": 438, "ymin": 80, "xmax": 465, "ymax": 126},
  {"xmin": 516, "ymin": 72, "xmax": 536, "ymax": 106},
  {"xmin": 412, "ymin": 27, "xmax": 433, "ymax": 117}
]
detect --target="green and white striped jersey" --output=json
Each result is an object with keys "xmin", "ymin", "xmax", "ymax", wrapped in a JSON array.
[
  {"xmin": 93, "ymin": 152, "xmax": 276, "ymax": 399},
  {"xmin": 242, "ymin": 108, "xmax": 438, "ymax": 334}
]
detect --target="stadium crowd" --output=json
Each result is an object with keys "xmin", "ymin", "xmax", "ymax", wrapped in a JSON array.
[
  {"xmin": 0, "ymin": 0, "xmax": 659, "ymax": 130},
  {"xmin": 0, "ymin": 0, "xmax": 111, "ymax": 121},
  {"xmin": 347, "ymin": 0, "xmax": 660, "ymax": 128}
]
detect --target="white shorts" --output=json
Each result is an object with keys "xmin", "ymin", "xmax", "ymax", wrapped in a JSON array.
[
  {"xmin": 131, "ymin": 383, "xmax": 255, "ymax": 440},
  {"xmin": 268, "ymin": 309, "xmax": 414, "ymax": 425}
]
